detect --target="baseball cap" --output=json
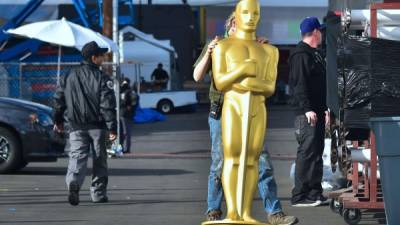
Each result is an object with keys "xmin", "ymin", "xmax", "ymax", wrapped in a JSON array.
[
  {"xmin": 300, "ymin": 17, "xmax": 326, "ymax": 34},
  {"xmin": 81, "ymin": 41, "xmax": 108, "ymax": 59}
]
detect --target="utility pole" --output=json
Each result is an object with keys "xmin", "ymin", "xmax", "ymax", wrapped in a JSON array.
[
  {"xmin": 113, "ymin": 0, "xmax": 119, "ymax": 50},
  {"xmin": 103, "ymin": 0, "xmax": 121, "ymax": 153},
  {"xmin": 138, "ymin": 0, "xmax": 143, "ymax": 29},
  {"xmin": 112, "ymin": 0, "xmax": 121, "ymax": 152},
  {"xmin": 103, "ymin": 0, "xmax": 113, "ymax": 64},
  {"xmin": 103, "ymin": 0, "xmax": 113, "ymax": 39}
]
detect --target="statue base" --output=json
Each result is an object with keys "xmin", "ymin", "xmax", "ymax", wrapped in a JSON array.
[{"xmin": 202, "ymin": 219, "xmax": 270, "ymax": 225}]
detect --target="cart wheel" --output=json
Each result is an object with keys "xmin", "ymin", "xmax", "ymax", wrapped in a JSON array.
[
  {"xmin": 343, "ymin": 209, "xmax": 361, "ymax": 225},
  {"xmin": 330, "ymin": 199, "xmax": 343, "ymax": 214},
  {"xmin": 157, "ymin": 99, "xmax": 174, "ymax": 114}
]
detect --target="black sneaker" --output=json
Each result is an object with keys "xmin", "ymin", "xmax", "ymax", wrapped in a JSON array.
[
  {"xmin": 313, "ymin": 195, "xmax": 330, "ymax": 205},
  {"xmin": 93, "ymin": 196, "xmax": 109, "ymax": 203},
  {"xmin": 292, "ymin": 199, "xmax": 321, "ymax": 207},
  {"xmin": 68, "ymin": 182, "xmax": 80, "ymax": 206}
]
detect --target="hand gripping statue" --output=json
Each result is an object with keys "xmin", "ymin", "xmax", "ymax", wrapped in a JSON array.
[{"xmin": 202, "ymin": 0, "xmax": 278, "ymax": 224}]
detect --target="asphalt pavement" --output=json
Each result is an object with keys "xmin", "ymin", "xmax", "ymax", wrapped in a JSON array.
[{"xmin": 0, "ymin": 105, "xmax": 386, "ymax": 225}]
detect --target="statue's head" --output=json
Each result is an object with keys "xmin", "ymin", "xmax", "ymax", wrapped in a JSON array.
[{"xmin": 235, "ymin": 0, "xmax": 260, "ymax": 32}]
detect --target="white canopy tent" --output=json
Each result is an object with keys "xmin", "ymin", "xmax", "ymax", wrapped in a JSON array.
[
  {"xmin": 120, "ymin": 26, "xmax": 175, "ymax": 54},
  {"xmin": 119, "ymin": 26, "xmax": 176, "ymax": 90}
]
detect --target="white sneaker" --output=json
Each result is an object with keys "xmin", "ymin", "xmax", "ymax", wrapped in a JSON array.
[{"xmin": 292, "ymin": 199, "xmax": 322, "ymax": 207}]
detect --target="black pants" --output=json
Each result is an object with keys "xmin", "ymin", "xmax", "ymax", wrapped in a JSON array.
[
  {"xmin": 120, "ymin": 117, "xmax": 132, "ymax": 153},
  {"xmin": 291, "ymin": 114, "xmax": 325, "ymax": 203}
]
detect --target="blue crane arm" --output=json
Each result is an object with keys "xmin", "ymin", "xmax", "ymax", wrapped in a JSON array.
[
  {"xmin": 0, "ymin": 0, "xmax": 135, "ymax": 61},
  {"xmin": 72, "ymin": 0, "xmax": 91, "ymax": 28},
  {"xmin": 97, "ymin": 0, "xmax": 135, "ymax": 28},
  {"xmin": 0, "ymin": 0, "xmax": 45, "ymax": 43},
  {"xmin": 0, "ymin": 39, "xmax": 41, "ymax": 61}
]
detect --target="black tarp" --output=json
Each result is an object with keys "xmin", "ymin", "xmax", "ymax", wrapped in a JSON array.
[
  {"xmin": 340, "ymin": 36, "xmax": 400, "ymax": 129},
  {"xmin": 370, "ymin": 38, "xmax": 400, "ymax": 117}
]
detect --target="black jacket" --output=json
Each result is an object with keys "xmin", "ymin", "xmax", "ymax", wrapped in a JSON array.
[
  {"xmin": 53, "ymin": 61, "xmax": 117, "ymax": 132},
  {"xmin": 289, "ymin": 41, "xmax": 327, "ymax": 115},
  {"xmin": 120, "ymin": 85, "xmax": 138, "ymax": 118}
]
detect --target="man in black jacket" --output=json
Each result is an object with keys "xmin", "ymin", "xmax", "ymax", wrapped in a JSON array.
[
  {"xmin": 288, "ymin": 17, "xmax": 330, "ymax": 207},
  {"xmin": 53, "ymin": 41, "xmax": 117, "ymax": 206},
  {"xmin": 120, "ymin": 77, "xmax": 137, "ymax": 153},
  {"xmin": 151, "ymin": 63, "xmax": 169, "ymax": 90}
]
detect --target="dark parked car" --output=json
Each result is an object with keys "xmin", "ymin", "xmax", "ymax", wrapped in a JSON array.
[{"xmin": 0, "ymin": 97, "xmax": 65, "ymax": 173}]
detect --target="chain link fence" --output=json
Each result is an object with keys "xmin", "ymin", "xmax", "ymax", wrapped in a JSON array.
[{"xmin": 0, "ymin": 61, "xmax": 142, "ymax": 106}]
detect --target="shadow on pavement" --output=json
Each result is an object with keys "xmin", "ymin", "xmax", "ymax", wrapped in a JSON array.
[
  {"xmin": 133, "ymin": 104, "xmax": 295, "ymax": 136},
  {"xmin": 14, "ymin": 167, "xmax": 193, "ymax": 176},
  {"xmin": 0, "ymin": 220, "xmax": 87, "ymax": 224},
  {"xmin": 168, "ymin": 149, "xmax": 208, "ymax": 154},
  {"xmin": 79, "ymin": 198, "xmax": 205, "ymax": 207}
]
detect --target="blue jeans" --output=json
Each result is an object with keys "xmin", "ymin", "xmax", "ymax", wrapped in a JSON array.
[{"xmin": 207, "ymin": 116, "xmax": 283, "ymax": 215}]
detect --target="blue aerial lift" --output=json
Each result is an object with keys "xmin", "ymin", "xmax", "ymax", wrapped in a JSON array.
[
  {"xmin": 0, "ymin": 0, "xmax": 135, "ymax": 61},
  {"xmin": 0, "ymin": 0, "xmax": 135, "ymax": 103},
  {"xmin": 0, "ymin": 0, "xmax": 45, "ymax": 61},
  {"xmin": 96, "ymin": 0, "xmax": 135, "ymax": 28}
]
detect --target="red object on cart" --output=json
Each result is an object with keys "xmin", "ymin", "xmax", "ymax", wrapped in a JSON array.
[{"xmin": 337, "ymin": 136, "xmax": 385, "ymax": 225}]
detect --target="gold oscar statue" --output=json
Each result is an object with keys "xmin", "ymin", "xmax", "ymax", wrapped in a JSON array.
[{"xmin": 202, "ymin": 0, "xmax": 278, "ymax": 224}]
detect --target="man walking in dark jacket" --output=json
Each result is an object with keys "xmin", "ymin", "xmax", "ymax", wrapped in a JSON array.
[
  {"xmin": 289, "ymin": 17, "xmax": 330, "ymax": 207},
  {"xmin": 53, "ymin": 41, "xmax": 117, "ymax": 206},
  {"xmin": 120, "ymin": 77, "xmax": 137, "ymax": 153}
]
